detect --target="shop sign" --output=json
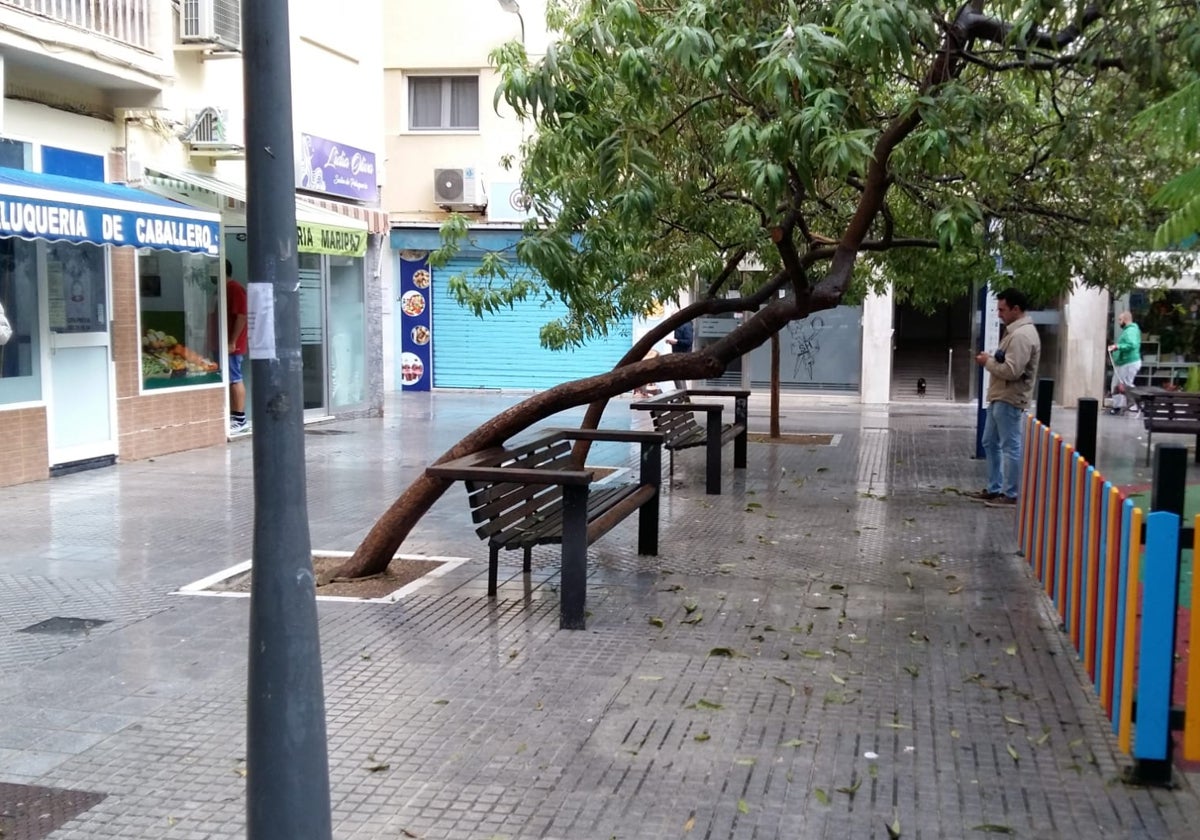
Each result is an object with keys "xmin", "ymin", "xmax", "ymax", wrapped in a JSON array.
[
  {"xmin": 296, "ymin": 133, "xmax": 377, "ymax": 202},
  {"xmin": 0, "ymin": 196, "xmax": 219, "ymax": 255},
  {"xmin": 296, "ymin": 221, "xmax": 367, "ymax": 257},
  {"xmin": 398, "ymin": 254, "xmax": 432, "ymax": 391}
]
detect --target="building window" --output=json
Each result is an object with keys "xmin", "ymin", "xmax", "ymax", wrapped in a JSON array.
[
  {"xmin": 409, "ymin": 76, "xmax": 479, "ymax": 130},
  {"xmin": 138, "ymin": 250, "xmax": 223, "ymax": 391},
  {"xmin": 0, "ymin": 238, "xmax": 42, "ymax": 404}
]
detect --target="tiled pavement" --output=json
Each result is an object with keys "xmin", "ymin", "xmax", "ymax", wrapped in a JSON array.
[{"xmin": 0, "ymin": 391, "xmax": 1196, "ymax": 839}]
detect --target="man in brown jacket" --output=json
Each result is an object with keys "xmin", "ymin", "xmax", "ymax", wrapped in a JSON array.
[{"xmin": 968, "ymin": 288, "xmax": 1042, "ymax": 507}]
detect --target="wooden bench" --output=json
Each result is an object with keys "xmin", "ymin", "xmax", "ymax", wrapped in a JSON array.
[
  {"xmin": 630, "ymin": 388, "xmax": 750, "ymax": 494},
  {"xmin": 1129, "ymin": 387, "xmax": 1200, "ymax": 465},
  {"xmin": 426, "ymin": 427, "xmax": 663, "ymax": 629}
]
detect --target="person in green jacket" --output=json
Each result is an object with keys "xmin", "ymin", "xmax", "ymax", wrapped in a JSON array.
[{"xmin": 1107, "ymin": 311, "xmax": 1142, "ymax": 415}]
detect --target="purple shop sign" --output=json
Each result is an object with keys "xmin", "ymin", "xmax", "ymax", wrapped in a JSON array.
[{"xmin": 296, "ymin": 133, "xmax": 378, "ymax": 202}]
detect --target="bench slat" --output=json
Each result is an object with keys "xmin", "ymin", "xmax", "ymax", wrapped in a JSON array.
[{"xmin": 496, "ymin": 485, "xmax": 636, "ymax": 548}]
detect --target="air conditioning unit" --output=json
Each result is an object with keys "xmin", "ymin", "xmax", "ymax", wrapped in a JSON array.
[
  {"xmin": 180, "ymin": 107, "xmax": 245, "ymax": 159},
  {"xmin": 179, "ymin": 0, "xmax": 242, "ymax": 52},
  {"xmin": 433, "ymin": 167, "xmax": 487, "ymax": 209}
]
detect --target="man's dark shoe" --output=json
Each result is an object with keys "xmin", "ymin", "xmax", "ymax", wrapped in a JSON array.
[
  {"xmin": 985, "ymin": 496, "xmax": 1017, "ymax": 508},
  {"xmin": 965, "ymin": 489, "xmax": 1001, "ymax": 501}
]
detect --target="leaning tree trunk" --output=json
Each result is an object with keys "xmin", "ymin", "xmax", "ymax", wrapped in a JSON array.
[{"xmin": 331, "ymin": 298, "xmax": 803, "ymax": 580}]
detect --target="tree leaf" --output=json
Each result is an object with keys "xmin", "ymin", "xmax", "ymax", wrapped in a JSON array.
[
  {"xmin": 680, "ymin": 612, "xmax": 703, "ymax": 625},
  {"xmin": 709, "ymin": 647, "xmax": 737, "ymax": 657},
  {"xmin": 972, "ymin": 825, "xmax": 1014, "ymax": 834},
  {"xmin": 1006, "ymin": 743, "xmax": 1019, "ymax": 763},
  {"xmin": 831, "ymin": 673, "xmax": 847, "ymax": 685},
  {"xmin": 781, "ymin": 738, "xmax": 805, "ymax": 747},
  {"xmin": 737, "ymin": 798, "xmax": 750, "ymax": 814},
  {"xmin": 814, "ymin": 788, "xmax": 830, "ymax": 805},
  {"xmin": 683, "ymin": 815, "xmax": 696, "ymax": 832},
  {"xmin": 836, "ymin": 778, "xmax": 862, "ymax": 795},
  {"xmin": 649, "ymin": 617, "xmax": 665, "ymax": 628},
  {"xmin": 694, "ymin": 731, "xmax": 711, "ymax": 742},
  {"xmin": 691, "ymin": 699, "xmax": 723, "ymax": 710}
]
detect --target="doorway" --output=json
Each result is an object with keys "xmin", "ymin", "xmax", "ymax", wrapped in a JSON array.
[
  {"xmin": 43, "ymin": 241, "xmax": 116, "ymax": 466},
  {"xmin": 891, "ymin": 293, "xmax": 974, "ymax": 402}
]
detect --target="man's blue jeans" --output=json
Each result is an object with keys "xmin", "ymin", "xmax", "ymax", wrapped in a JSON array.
[{"xmin": 982, "ymin": 400, "xmax": 1025, "ymax": 499}]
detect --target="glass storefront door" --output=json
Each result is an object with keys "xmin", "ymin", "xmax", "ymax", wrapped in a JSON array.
[
  {"xmin": 43, "ymin": 242, "xmax": 116, "ymax": 465},
  {"xmin": 299, "ymin": 252, "xmax": 326, "ymax": 414},
  {"xmin": 226, "ymin": 230, "xmax": 366, "ymax": 419}
]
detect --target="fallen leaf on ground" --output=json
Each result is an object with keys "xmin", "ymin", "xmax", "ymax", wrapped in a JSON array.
[{"xmin": 814, "ymin": 788, "xmax": 830, "ymax": 805}]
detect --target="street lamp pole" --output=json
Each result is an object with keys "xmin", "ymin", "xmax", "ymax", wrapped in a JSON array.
[
  {"xmin": 242, "ymin": 1, "xmax": 332, "ymax": 838},
  {"xmin": 498, "ymin": 0, "xmax": 525, "ymax": 43}
]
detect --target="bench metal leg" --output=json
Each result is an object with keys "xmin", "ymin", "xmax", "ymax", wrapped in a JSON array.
[
  {"xmin": 638, "ymin": 440, "xmax": 661, "ymax": 556},
  {"xmin": 1146, "ymin": 429, "xmax": 1153, "ymax": 467},
  {"xmin": 523, "ymin": 546, "xmax": 532, "ymax": 574},
  {"xmin": 705, "ymin": 407, "xmax": 722, "ymax": 494},
  {"xmin": 560, "ymin": 484, "xmax": 589, "ymax": 630},
  {"xmin": 488, "ymin": 544, "xmax": 500, "ymax": 597},
  {"xmin": 734, "ymin": 396, "xmax": 748, "ymax": 468}
]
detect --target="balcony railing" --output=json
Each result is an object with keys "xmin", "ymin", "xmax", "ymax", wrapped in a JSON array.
[{"xmin": 2, "ymin": 0, "xmax": 151, "ymax": 51}]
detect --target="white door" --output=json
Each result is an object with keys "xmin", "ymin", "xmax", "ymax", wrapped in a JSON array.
[{"xmin": 43, "ymin": 242, "xmax": 116, "ymax": 466}]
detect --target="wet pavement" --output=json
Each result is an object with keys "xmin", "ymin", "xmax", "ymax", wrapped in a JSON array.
[{"xmin": 0, "ymin": 389, "xmax": 1196, "ymax": 839}]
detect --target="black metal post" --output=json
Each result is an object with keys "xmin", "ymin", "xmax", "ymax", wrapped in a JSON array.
[
  {"xmin": 243, "ymin": 2, "xmax": 332, "ymax": 838},
  {"xmin": 638, "ymin": 439, "xmax": 661, "ymax": 556},
  {"xmin": 1035, "ymin": 378, "xmax": 1054, "ymax": 426},
  {"xmin": 1127, "ymin": 443, "xmax": 1189, "ymax": 786},
  {"xmin": 560, "ymin": 483, "xmax": 589, "ymax": 629},
  {"xmin": 1075, "ymin": 398, "xmax": 1098, "ymax": 464},
  {"xmin": 705, "ymin": 407, "xmax": 723, "ymax": 495},
  {"xmin": 734, "ymin": 394, "xmax": 748, "ymax": 468}
]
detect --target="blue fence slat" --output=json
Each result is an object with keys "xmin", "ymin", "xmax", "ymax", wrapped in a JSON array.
[
  {"xmin": 1133, "ymin": 511, "xmax": 1181, "ymax": 760},
  {"xmin": 1112, "ymin": 499, "xmax": 1134, "ymax": 735}
]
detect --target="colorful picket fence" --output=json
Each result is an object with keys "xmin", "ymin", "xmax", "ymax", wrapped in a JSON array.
[{"xmin": 1017, "ymin": 414, "xmax": 1200, "ymax": 763}]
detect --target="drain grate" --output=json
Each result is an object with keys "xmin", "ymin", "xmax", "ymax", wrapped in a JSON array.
[
  {"xmin": 18, "ymin": 616, "xmax": 110, "ymax": 635},
  {"xmin": 0, "ymin": 781, "xmax": 106, "ymax": 840}
]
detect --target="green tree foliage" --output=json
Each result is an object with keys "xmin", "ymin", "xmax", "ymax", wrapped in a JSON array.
[
  {"xmin": 1134, "ymin": 78, "xmax": 1200, "ymax": 248},
  {"xmin": 457, "ymin": 0, "xmax": 1196, "ymax": 333}
]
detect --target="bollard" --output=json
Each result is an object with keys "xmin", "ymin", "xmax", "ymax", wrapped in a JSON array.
[
  {"xmin": 1076, "ymin": 398, "xmax": 1098, "ymax": 464},
  {"xmin": 1036, "ymin": 378, "xmax": 1055, "ymax": 426}
]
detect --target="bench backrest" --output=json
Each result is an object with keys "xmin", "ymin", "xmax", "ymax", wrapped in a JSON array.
[
  {"xmin": 463, "ymin": 438, "xmax": 575, "ymax": 539},
  {"xmin": 645, "ymin": 393, "xmax": 703, "ymax": 438},
  {"xmin": 1143, "ymin": 394, "xmax": 1200, "ymax": 426}
]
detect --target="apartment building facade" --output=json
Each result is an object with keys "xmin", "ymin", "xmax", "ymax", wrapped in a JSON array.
[{"xmin": 0, "ymin": 0, "xmax": 386, "ymax": 487}]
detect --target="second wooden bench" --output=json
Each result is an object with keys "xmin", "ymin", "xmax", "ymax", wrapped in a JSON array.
[{"xmin": 631, "ymin": 388, "xmax": 750, "ymax": 494}]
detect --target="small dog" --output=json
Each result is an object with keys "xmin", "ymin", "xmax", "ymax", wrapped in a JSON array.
[{"xmin": 916, "ymin": 377, "xmax": 927, "ymax": 397}]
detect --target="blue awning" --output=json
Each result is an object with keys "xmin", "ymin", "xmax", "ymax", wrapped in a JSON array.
[{"xmin": 0, "ymin": 168, "xmax": 221, "ymax": 256}]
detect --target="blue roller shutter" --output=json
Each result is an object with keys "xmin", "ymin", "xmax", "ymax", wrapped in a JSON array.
[{"xmin": 432, "ymin": 258, "xmax": 632, "ymax": 389}]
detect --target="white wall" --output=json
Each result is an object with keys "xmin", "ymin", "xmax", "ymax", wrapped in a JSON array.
[
  {"xmin": 860, "ymin": 286, "xmax": 894, "ymax": 404},
  {"xmin": 381, "ymin": 1, "xmax": 547, "ymax": 220},
  {"xmin": 1061, "ymin": 283, "xmax": 1111, "ymax": 409}
]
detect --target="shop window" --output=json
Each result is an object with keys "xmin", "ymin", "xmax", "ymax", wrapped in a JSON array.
[
  {"xmin": 408, "ymin": 75, "xmax": 479, "ymax": 130},
  {"xmin": 138, "ymin": 250, "xmax": 222, "ymax": 390},
  {"xmin": 0, "ymin": 237, "xmax": 42, "ymax": 404},
  {"xmin": 0, "ymin": 137, "xmax": 33, "ymax": 170}
]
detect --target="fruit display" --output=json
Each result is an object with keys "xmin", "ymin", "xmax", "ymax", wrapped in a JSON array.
[{"xmin": 141, "ymin": 328, "xmax": 219, "ymax": 379}]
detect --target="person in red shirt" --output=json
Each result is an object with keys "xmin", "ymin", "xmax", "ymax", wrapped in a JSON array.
[{"xmin": 226, "ymin": 259, "xmax": 249, "ymax": 434}]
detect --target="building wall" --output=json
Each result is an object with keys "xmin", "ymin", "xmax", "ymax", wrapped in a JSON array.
[
  {"xmin": 381, "ymin": 0, "xmax": 545, "ymax": 221},
  {"xmin": 1061, "ymin": 284, "xmax": 1111, "ymax": 409},
  {"xmin": 0, "ymin": 406, "xmax": 49, "ymax": 487}
]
